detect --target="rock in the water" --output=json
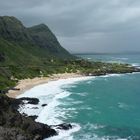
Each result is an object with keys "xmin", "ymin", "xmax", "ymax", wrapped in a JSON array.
[
  {"xmin": 42, "ymin": 104, "xmax": 47, "ymax": 107},
  {"xmin": 51, "ymin": 123, "xmax": 72, "ymax": 130},
  {"xmin": 31, "ymin": 107, "xmax": 39, "ymax": 109}
]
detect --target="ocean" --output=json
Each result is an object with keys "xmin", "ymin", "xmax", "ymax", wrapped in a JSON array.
[{"xmin": 18, "ymin": 54, "xmax": 140, "ymax": 140}]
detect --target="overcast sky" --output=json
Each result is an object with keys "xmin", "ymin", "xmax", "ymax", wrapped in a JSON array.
[{"xmin": 1, "ymin": 0, "xmax": 140, "ymax": 53}]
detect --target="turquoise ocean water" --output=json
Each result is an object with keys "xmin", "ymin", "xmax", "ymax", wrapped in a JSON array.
[
  {"xmin": 18, "ymin": 54, "xmax": 140, "ymax": 140},
  {"xmin": 59, "ymin": 54, "xmax": 140, "ymax": 140}
]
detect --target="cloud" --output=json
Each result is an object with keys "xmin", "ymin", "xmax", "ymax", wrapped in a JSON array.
[{"xmin": 0, "ymin": 0, "xmax": 140, "ymax": 53}]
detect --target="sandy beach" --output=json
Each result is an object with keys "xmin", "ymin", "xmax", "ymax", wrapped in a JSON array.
[{"xmin": 6, "ymin": 73, "xmax": 83, "ymax": 98}]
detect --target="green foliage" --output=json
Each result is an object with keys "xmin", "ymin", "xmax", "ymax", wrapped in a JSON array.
[
  {"xmin": 0, "ymin": 16, "xmax": 139, "ymax": 92},
  {"xmin": 28, "ymin": 24, "xmax": 75, "ymax": 59}
]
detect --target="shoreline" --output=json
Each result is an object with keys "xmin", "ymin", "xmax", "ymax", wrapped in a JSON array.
[
  {"xmin": 6, "ymin": 73, "xmax": 83, "ymax": 98},
  {"xmin": 6, "ymin": 71, "xmax": 140, "ymax": 98}
]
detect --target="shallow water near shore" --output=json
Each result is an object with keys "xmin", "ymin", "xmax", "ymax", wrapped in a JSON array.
[{"xmin": 18, "ymin": 54, "xmax": 140, "ymax": 140}]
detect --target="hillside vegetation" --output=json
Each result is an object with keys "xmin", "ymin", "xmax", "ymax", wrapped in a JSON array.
[
  {"xmin": 0, "ymin": 16, "xmax": 139, "ymax": 92},
  {"xmin": 0, "ymin": 16, "xmax": 74, "ymax": 91}
]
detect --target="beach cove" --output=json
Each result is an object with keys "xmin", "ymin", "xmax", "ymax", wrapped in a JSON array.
[
  {"xmin": 6, "ymin": 73, "xmax": 94, "ymax": 140},
  {"xmin": 6, "ymin": 73, "xmax": 84, "ymax": 98},
  {"xmin": 5, "ymin": 54, "xmax": 140, "ymax": 140}
]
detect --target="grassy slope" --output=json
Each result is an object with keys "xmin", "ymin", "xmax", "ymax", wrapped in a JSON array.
[
  {"xmin": 0, "ymin": 37, "xmax": 69, "ymax": 90},
  {"xmin": 0, "ymin": 16, "xmax": 139, "ymax": 92},
  {"xmin": 0, "ymin": 16, "xmax": 75, "ymax": 91}
]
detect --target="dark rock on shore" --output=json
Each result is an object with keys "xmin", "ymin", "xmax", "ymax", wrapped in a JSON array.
[
  {"xmin": 19, "ymin": 97, "xmax": 39, "ymax": 105},
  {"xmin": 0, "ymin": 126, "xmax": 32, "ymax": 140},
  {"xmin": 51, "ymin": 123, "xmax": 72, "ymax": 130},
  {"xmin": 28, "ymin": 115, "xmax": 38, "ymax": 121},
  {"xmin": 31, "ymin": 107, "xmax": 39, "ymax": 109},
  {"xmin": 11, "ymin": 97, "xmax": 40, "ymax": 111},
  {"xmin": 0, "ymin": 94, "xmax": 57, "ymax": 140}
]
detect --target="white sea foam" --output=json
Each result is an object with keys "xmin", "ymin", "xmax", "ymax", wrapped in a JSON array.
[
  {"xmin": 17, "ymin": 76, "xmax": 94, "ymax": 139},
  {"xmin": 131, "ymin": 63, "xmax": 140, "ymax": 69},
  {"xmin": 100, "ymin": 73, "xmax": 122, "ymax": 78},
  {"xmin": 84, "ymin": 123, "xmax": 105, "ymax": 130},
  {"xmin": 76, "ymin": 92, "xmax": 88, "ymax": 96},
  {"xmin": 17, "ymin": 76, "xmax": 93, "ymax": 98},
  {"xmin": 118, "ymin": 102, "xmax": 131, "ymax": 110},
  {"xmin": 131, "ymin": 63, "xmax": 140, "ymax": 67},
  {"xmin": 46, "ymin": 123, "xmax": 81, "ymax": 140},
  {"xmin": 36, "ymin": 90, "xmax": 71, "ymax": 125},
  {"xmin": 18, "ymin": 103, "xmax": 43, "ymax": 116}
]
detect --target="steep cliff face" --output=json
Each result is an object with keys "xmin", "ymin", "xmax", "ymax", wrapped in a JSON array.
[{"xmin": 28, "ymin": 24, "xmax": 73, "ymax": 59}]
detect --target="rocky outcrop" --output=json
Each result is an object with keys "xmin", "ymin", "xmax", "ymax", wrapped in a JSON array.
[
  {"xmin": 0, "ymin": 94, "xmax": 57, "ymax": 140},
  {"xmin": 0, "ymin": 94, "xmax": 74, "ymax": 139},
  {"xmin": 0, "ymin": 126, "xmax": 32, "ymax": 140},
  {"xmin": 51, "ymin": 123, "xmax": 72, "ymax": 130},
  {"xmin": 18, "ymin": 97, "xmax": 40, "ymax": 105},
  {"xmin": 42, "ymin": 104, "xmax": 47, "ymax": 107}
]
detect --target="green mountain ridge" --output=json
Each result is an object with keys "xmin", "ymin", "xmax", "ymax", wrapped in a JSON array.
[
  {"xmin": 0, "ymin": 16, "xmax": 74, "ymax": 90},
  {"xmin": 0, "ymin": 16, "xmax": 73, "ymax": 59},
  {"xmin": 28, "ymin": 23, "xmax": 72, "ymax": 58}
]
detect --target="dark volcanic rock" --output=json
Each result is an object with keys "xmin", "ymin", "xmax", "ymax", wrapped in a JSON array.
[
  {"xmin": 11, "ymin": 97, "xmax": 40, "ymax": 110},
  {"xmin": 51, "ymin": 123, "xmax": 72, "ymax": 130},
  {"xmin": 0, "ymin": 94, "xmax": 57, "ymax": 140},
  {"xmin": 31, "ymin": 107, "xmax": 39, "ymax": 109},
  {"xmin": 0, "ymin": 126, "xmax": 32, "ymax": 140},
  {"xmin": 28, "ymin": 115, "xmax": 38, "ymax": 121},
  {"xmin": 42, "ymin": 104, "xmax": 47, "ymax": 107},
  {"xmin": 19, "ymin": 97, "xmax": 39, "ymax": 105}
]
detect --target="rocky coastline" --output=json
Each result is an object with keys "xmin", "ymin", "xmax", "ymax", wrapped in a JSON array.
[
  {"xmin": 0, "ymin": 94, "xmax": 72, "ymax": 140},
  {"xmin": 1, "ymin": 70, "xmax": 140, "ymax": 140}
]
